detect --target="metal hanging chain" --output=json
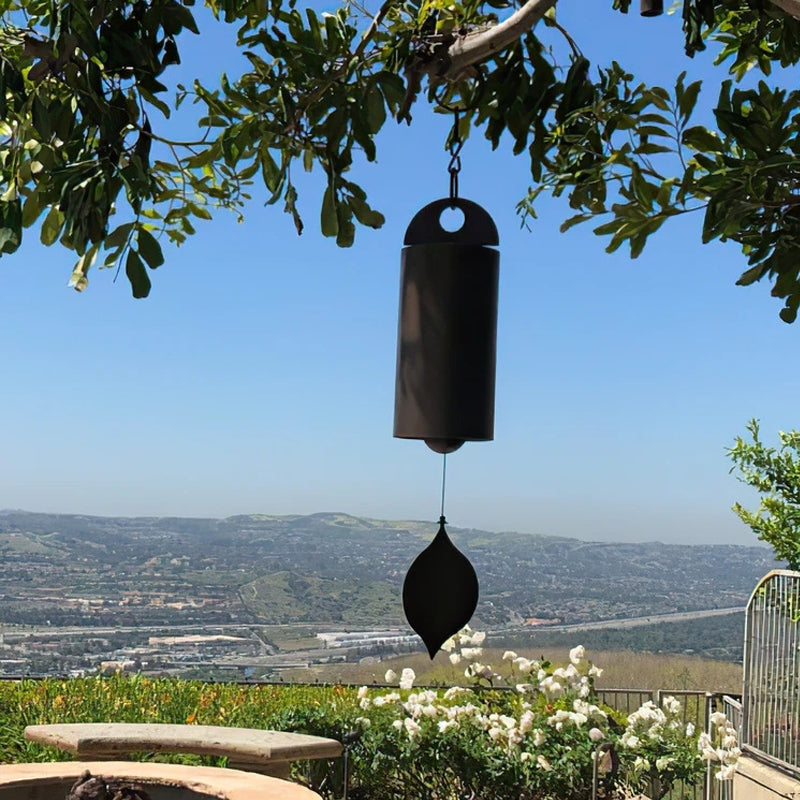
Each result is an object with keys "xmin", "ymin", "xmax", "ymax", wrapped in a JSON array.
[
  {"xmin": 447, "ymin": 110, "xmax": 463, "ymax": 202},
  {"xmin": 440, "ymin": 452, "xmax": 448, "ymax": 524}
]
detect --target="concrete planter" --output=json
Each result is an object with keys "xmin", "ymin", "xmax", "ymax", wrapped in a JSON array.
[{"xmin": 0, "ymin": 761, "xmax": 321, "ymax": 800}]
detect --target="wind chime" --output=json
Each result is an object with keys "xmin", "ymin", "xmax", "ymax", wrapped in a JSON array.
[
  {"xmin": 394, "ymin": 111, "xmax": 499, "ymax": 658},
  {"xmin": 640, "ymin": 0, "xmax": 663, "ymax": 16}
]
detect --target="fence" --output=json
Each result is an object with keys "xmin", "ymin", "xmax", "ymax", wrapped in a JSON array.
[
  {"xmin": 742, "ymin": 569, "xmax": 800, "ymax": 777},
  {"xmin": 596, "ymin": 688, "xmax": 739, "ymax": 800}
]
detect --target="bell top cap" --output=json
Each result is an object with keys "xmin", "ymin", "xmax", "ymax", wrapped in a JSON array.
[{"xmin": 403, "ymin": 197, "xmax": 499, "ymax": 247}]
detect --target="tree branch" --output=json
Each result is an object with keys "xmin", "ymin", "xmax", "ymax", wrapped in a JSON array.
[
  {"xmin": 769, "ymin": 0, "xmax": 800, "ymax": 18},
  {"xmin": 436, "ymin": 0, "xmax": 800, "ymax": 82},
  {"xmin": 441, "ymin": 0, "xmax": 556, "ymax": 78}
]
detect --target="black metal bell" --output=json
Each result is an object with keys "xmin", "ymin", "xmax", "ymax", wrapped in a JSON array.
[
  {"xmin": 393, "ymin": 198, "xmax": 499, "ymax": 454},
  {"xmin": 640, "ymin": 0, "xmax": 663, "ymax": 16}
]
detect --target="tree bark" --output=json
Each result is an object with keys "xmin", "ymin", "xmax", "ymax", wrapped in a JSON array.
[
  {"xmin": 441, "ymin": 0, "xmax": 556, "ymax": 78},
  {"xmin": 769, "ymin": 0, "xmax": 800, "ymax": 18}
]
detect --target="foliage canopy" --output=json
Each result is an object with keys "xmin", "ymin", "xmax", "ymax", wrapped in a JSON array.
[
  {"xmin": 728, "ymin": 418, "xmax": 800, "ymax": 569},
  {"xmin": 3, "ymin": 0, "xmax": 800, "ymax": 317}
]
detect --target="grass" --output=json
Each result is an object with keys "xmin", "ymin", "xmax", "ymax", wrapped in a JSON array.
[{"xmin": 282, "ymin": 646, "xmax": 743, "ymax": 694}]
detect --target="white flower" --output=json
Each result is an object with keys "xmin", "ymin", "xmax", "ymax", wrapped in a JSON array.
[
  {"xmin": 359, "ymin": 697, "xmax": 371, "ymax": 710},
  {"xmin": 399, "ymin": 668, "xmax": 416, "ymax": 690},
  {"xmin": 656, "ymin": 756, "xmax": 674, "ymax": 771},
  {"xmin": 539, "ymin": 676, "xmax": 564, "ymax": 699},
  {"xmin": 355, "ymin": 717, "xmax": 371, "ymax": 729},
  {"xmin": 621, "ymin": 733, "xmax": 640, "ymax": 748},
  {"xmin": 357, "ymin": 686, "xmax": 369, "ymax": 699},
  {"xmin": 385, "ymin": 669, "xmax": 397, "ymax": 683},
  {"xmin": 569, "ymin": 645, "xmax": 586, "ymax": 665},
  {"xmin": 441, "ymin": 637, "xmax": 456, "ymax": 652},
  {"xmin": 461, "ymin": 646, "xmax": 483, "ymax": 660},
  {"xmin": 392, "ymin": 719, "xmax": 403, "ymax": 731},
  {"xmin": 472, "ymin": 631, "xmax": 486, "ymax": 644},
  {"xmin": 404, "ymin": 718, "xmax": 422, "ymax": 739},
  {"xmin": 589, "ymin": 727, "xmax": 604, "ymax": 742},
  {"xmin": 716, "ymin": 764, "xmax": 737, "ymax": 781},
  {"xmin": 698, "ymin": 732, "xmax": 713, "ymax": 753},
  {"xmin": 589, "ymin": 665, "xmax": 604, "ymax": 677},
  {"xmin": 686, "ymin": 722, "xmax": 695, "ymax": 737},
  {"xmin": 532, "ymin": 729, "xmax": 546, "ymax": 746},
  {"xmin": 503, "ymin": 650, "xmax": 518, "ymax": 661},
  {"xmin": 449, "ymin": 652, "xmax": 462, "ymax": 665},
  {"xmin": 536, "ymin": 755, "xmax": 552, "ymax": 772},
  {"xmin": 519, "ymin": 710, "xmax": 534, "ymax": 734},
  {"xmin": 662, "ymin": 695, "xmax": 682, "ymax": 716},
  {"xmin": 444, "ymin": 686, "xmax": 467, "ymax": 700},
  {"xmin": 438, "ymin": 720, "xmax": 456, "ymax": 733}
]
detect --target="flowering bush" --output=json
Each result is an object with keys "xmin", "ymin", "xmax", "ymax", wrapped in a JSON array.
[{"xmin": 347, "ymin": 629, "xmax": 739, "ymax": 800}]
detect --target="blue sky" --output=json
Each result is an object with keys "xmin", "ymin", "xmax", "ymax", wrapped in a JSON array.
[{"xmin": 1, "ymin": 3, "xmax": 797, "ymax": 546}]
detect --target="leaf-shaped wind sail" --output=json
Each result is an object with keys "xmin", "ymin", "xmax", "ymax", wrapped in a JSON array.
[{"xmin": 402, "ymin": 517, "xmax": 479, "ymax": 658}]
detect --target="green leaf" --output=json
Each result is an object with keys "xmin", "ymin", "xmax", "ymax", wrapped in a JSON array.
[
  {"xmin": 677, "ymin": 76, "xmax": 702, "ymax": 123},
  {"xmin": 126, "ymin": 249, "xmax": 152, "ymax": 298},
  {"xmin": 364, "ymin": 83, "xmax": 386, "ymax": 135},
  {"xmin": 737, "ymin": 264, "xmax": 768, "ymax": 286},
  {"xmin": 0, "ymin": 198, "xmax": 22, "ymax": 254},
  {"xmin": 40, "ymin": 206, "xmax": 64, "ymax": 246},
  {"xmin": 320, "ymin": 183, "xmax": 338, "ymax": 238},
  {"xmin": 105, "ymin": 222, "xmax": 134, "ymax": 250},
  {"xmin": 780, "ymin": 305, "xmax": 798, "ymax": 324},
  {"xmin": 260, "ymin": 148, "xmax": 281, "ymax": 193},
  {"xmin": 162, "ymin": 1, "xmax": 200, "ymax": 34},
  {"xmin": 349, "ymin": 194, "xmax": 384, "ymax": 228},
  {"xmin": 284, "ymin": 183, "xmax": 303, "ymax": 235},
  {"xmin": 682, "ymin": 126, "xmax": 724, "ymax": 153},
  {"xmin": 138, "ymin": 228, "xmax": 165, "ymax": 268},
  {"xmin": 21, "ymin": 191, "xmax": 43, "ymax": 228},
  {"xmin": 560, "ymin": 213, "xmax": 592, "ymax": 233}
]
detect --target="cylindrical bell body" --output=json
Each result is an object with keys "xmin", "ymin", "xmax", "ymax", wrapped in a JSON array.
[
  {"xmin": 394, "ymin": 198, "xmax": 499, "ymax": 453},
  {"xmin": 640, "ymin": 0, "xmax": 663, "ymax": 15}
]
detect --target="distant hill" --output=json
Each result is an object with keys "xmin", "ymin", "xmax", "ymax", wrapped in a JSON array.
[{"xmin": 0, "ymin": 510, "xmax": 778, "ymax": 631}]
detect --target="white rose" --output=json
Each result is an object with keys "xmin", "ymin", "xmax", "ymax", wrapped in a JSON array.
[
  {"xmin": 385, "ymin": 669, "xmax": 397, "ymax": 683},
  {"xmin": 569, "ymin": 645, "xmax": 586, "ymax": 665},
  {"xmin": 399, "ymin": 668, "xmax": 416, "ymax": 690},
  {"xmin": 537, "ymin": 755, "xmax": 552, "ymax": 772}
]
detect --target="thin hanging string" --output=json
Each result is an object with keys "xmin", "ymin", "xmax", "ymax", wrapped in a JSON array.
[
  {"xmin": 447, "ymin": 110, "xmax": 463, "ymax": 203},
  {"xmin": 439, "ymin": 452, "xmax": 447, "ymax": 523}
]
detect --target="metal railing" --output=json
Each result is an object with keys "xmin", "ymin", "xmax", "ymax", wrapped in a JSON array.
[
  {"xmin": 743, "ymin": 570, "xmax": 800, "ymax": 777},
  {"xmin": 595, "ymin": 688, "xmax": 739, "ymax": 800}
]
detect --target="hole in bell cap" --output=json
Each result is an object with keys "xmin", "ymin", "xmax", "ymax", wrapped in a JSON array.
[{"xmin": 439, "ymin": 206, "xmax": 465, "ymax": 232}]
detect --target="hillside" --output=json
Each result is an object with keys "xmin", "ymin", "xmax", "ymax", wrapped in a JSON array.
[{"xmin": 0, "ymin": 509, "xmax": 777, "ymax": 632}]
